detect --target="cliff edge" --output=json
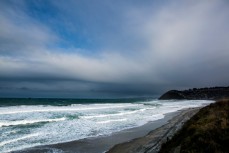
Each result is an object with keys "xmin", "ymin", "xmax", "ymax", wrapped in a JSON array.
[{"xmin": 159, "ymin": 99, "xmax": 229, "ymax": 153}]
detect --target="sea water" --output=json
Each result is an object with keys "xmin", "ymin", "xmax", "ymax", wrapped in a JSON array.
[{"xmin": 0, "ymin": 98, "xmax": 213, "ymax": 153}]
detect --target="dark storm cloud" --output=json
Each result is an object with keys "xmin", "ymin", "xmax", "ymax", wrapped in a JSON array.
[{"xmin": 0, "ymin": 0, "xmax": 229, "ymax": 97}]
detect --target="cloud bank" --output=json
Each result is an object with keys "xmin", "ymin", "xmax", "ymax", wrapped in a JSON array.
[{"xmin": 0, "ymin": 0, "xmax": 229, "ymax": 98}]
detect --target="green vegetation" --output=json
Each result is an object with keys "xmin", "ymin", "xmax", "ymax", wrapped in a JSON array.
[{"xmin": 159, "ymin": 99, "xmax": 229, "ymax": 153}]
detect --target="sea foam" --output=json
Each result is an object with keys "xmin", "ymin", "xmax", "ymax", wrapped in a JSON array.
[
  {"xmin": 0, "ymin": 100, "xmax": 214, "ymax": 153},
  {"xmin": 0, "ymin": 118, "xmax": 66, "ymax": 127}
]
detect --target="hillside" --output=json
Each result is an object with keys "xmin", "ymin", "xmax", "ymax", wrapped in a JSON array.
[
  {"xmin": 159, "ymin": 87, "xmax": 229, "ymax": 100},
  {"xmin": 159, "ymin": 99, "xmax": 229, "ymax": 153}
]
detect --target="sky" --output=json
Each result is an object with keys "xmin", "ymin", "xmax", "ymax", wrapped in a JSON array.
[{"xmin": 0, "ymin": 0, "xmax": 229, "ymax": 98}]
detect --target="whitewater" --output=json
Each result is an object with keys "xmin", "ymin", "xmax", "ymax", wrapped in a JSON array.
[{"xmin": 0, "ymin": 99, "xmax": 213, "ymax": 153}]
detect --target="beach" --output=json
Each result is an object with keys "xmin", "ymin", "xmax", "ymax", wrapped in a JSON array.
[
  {"xmin": 14, "ymin": 107, "xmax": 201, "ymax": 153},
  {"xmin": 108, "ymin": 107, "xmax": 200, "ymax": 153}
]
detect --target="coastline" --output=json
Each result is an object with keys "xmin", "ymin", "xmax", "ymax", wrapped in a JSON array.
[
  {"xmin": 14, "ymin": 107, "xmax": 201, "ymax": 153},
  {"xmin": 107, "ymin": 107, "xmax": 201, "ymax": 153}
]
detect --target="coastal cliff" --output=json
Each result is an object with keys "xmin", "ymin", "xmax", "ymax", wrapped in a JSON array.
[
  {"xmin": 159, "ymin": 87, "xmax": 229, "ymax": 100},
  {"xmin": 159, "ymin": 99, "xmax": 229, "ymax": 153}
]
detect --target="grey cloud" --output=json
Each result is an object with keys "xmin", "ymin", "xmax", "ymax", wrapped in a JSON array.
[
  {"xmin": 0, "ymin": 0, "xmax": 229, "ymax": 97},
  {"xmin": 0, "ymin": 1, "xmax": 58, "ymax": 56}
]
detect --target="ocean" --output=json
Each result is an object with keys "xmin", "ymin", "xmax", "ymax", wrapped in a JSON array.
[{"xmin": 0, "ymin": 98, "xmax": 213, "ymax": 153}]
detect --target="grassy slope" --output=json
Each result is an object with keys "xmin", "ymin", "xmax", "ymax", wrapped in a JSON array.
[{"xmin": 159, "ymin": 100, "xmax": 229, "ymax": 153}]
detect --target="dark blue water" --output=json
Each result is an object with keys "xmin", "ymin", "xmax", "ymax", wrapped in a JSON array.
[{"xmin": 0, "ymin": 97, "xmax": 154, "ymax": 107}]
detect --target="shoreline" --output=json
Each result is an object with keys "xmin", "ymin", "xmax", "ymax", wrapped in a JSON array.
[
  {"xmin": 107, "ymin": 107, "xmax": 201, "ymax": 153},
  {"xmin": 160, "ymin": 99, "xmax": 228, "ymax": 153},
  {"xmin": 14, "ymin": 107, "xmax": 201, "ymax": 153}
]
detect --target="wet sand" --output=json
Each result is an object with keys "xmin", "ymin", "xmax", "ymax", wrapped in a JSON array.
[
  {"xmin": 14, "ymin": 108, "xmax": 200, "ymax": 153},
  {"xmin": 107, "ymin": 108, "xmax": 200, "ymax": 153}
]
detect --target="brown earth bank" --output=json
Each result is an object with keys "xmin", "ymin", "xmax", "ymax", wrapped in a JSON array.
[
  {"xmin": 159, "ymin": 99, "xmax": 229, "ymax": 153},
  {"xmin": 107, "ymin": 107, "xmax": 201, "ymax": 153},
  {"xmin": 159, "ymin": 87, "xmax": 229, "ymax": 100}
]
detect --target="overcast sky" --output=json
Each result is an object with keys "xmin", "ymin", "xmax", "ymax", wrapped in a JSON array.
[{"xmin": 0, "ymin": 0, "xmax": 229, "ymax": 98}]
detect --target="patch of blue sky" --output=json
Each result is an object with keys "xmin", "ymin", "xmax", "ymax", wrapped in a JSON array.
[{"xmin": 24, "ymin": 1, "xmax": 98, "ymax": 53}]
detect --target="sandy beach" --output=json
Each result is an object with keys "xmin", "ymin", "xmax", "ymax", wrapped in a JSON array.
[
  {"xmin": 108, "ymin": 107, "xmax": 200, "ymax": 153},
  {"xmin": 13, "ymin": 107, "xmax": 201, "ymax": 153}
]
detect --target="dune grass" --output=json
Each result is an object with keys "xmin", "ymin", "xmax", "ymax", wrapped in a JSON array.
[{"xmin": 159, "ymin": 99, "xmax": 229, "ymax": 153}]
